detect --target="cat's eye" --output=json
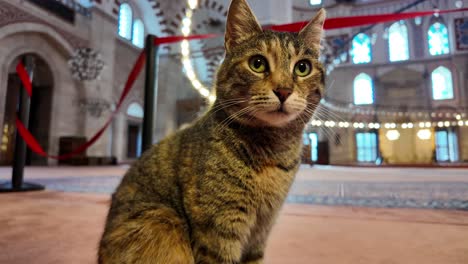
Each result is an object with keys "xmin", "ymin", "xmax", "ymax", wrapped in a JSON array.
[
  {"xmin": 294, "ymin": 60, "xmax": 312, "ymax": 77},
  {"xmin": 248, "ymin": 55, "xmax": 268, "ymax": 73}
]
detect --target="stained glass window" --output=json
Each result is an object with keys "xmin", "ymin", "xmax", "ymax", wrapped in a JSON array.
[
  {"xmin": 428, "ymin": 22, "xmax": 450, "ymax": 56},
  {"xmin": 77, "ymin": 0, "xmax": 93, "ymax": 8},
  {"xmin": 309, "ymin": 133, "xmax": 318, "ymax": 162},
  {"xmin": 356, "ymin": 132, "xmax": 378, "ymax": 163},
  {"xmin": 388, "ymin": 21, "xmax": 409, "ymax": 62},
  {"xmin": 118, "ymin": 3, "xmax": 133, "ymax": 40},
  {"xmin": 351, "ymin": 33, "xmax": 372, "ymax": 64},
  {"xmin": 435, "ymin": 129, "xmax": 458, "ymax": 162},
  {"xmin": 431, "ymin": 66, "xmax": 454, "ymax": 100},
  {"xmin": 132, "ymin": 19, "xmax": 145, "ymax": 48},
  {"xmin": 309, "ymin": 0, "xmax": 322, "ymax": 5},
  {"xmin": 353, "ymin": 73, "xmax": 374, "ymax": 105}
]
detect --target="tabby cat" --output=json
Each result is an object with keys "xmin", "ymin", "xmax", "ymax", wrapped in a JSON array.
[{"xmin": 98, "ymin": 0, "xmax": 326, "ymax": 263}]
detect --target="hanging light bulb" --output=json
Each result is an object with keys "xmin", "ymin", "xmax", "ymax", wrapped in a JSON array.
[
  {"xmin": 386, "ymin": 130, "xmax": 400, "ymax": 141},
  {"xmin": 417, "ymin": 129, "xmax": 432, "ymax": 140}
]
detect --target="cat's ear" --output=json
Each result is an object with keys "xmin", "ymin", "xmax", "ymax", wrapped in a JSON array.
[
  {"xmin": 225, "ymin": 0, "xmax": 263, "ymax": 52},
  {"xmin": 299, "ymin": 8, "xmax": 326, "ymax": 53}
]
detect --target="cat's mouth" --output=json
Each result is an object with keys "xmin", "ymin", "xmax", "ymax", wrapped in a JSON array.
[
  {"xmin": 251, "ymin": 105, "xmax": 298, "ymax": 127},
  {"xmin": 248, "ymin": 99, "xmax": 302, "ymax": 127},
  {"xmin": 268, "ymin": 106, "xmax": 289, "ymax": 116}
]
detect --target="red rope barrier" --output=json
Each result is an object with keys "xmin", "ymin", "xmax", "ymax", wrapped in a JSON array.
[
  {"xmin": 154, "ymin": 34, "xmax": 219, "ymax": 45},
  {"xmin": 271, "ymin": 8, "xmax": 468, "ymax": 32},
  {"xmin": 16, "ymin": 62, "xmax": 32, "ymax": 97},
  {"xmin": 14, "ymin": 7, "xmax": 468, "ymax": 159}
]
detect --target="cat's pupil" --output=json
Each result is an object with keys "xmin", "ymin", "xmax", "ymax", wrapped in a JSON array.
[
  {"xmin": 298, "ymin": 62, "xmax": 307, "ymax": 72},
  {"xmin": 253, "ymin": 59, "xmax": 263, "ymax": 69}
]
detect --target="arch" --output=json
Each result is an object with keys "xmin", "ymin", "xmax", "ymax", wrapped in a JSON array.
[
  {"xmin": 125, "ymin": 101, "xmax": 143, "ymax": 159},
  {"xmin": 388, "ymin": 21, "xmax": 409, "ymax": 62},
  {"xmin": 351, "ymin": 33, "xmax": 372, "ymax": 64},
  {"xmin": 428, "ymin": 22, "xmax": 450, "ymax": 56},
  {"xmin": 0, "ymin": 22, "xmax": 73, "ymax": 55},
  {"xmin": 8, "ymin": 54, "xmax": 53, "ymax": 165},
  {"xmin": 353, "ymin": 73, "xmax": 374, "ymax": 105},
  {"xmin": 118, "ymin": 3, "xmax": 133, "ymax": 40},
  {"xmin": 0, "ymin": 31, "xmax": 82, "ymax": 164},
  {"xmin": 132, "ymin": 19, "xmax": 145, "ymax": 48},
  {"xmin": 431, "ymin": 66, "xmax": 454, "ymax": 100}
]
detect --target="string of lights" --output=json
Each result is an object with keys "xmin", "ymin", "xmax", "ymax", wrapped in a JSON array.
[
  {"xmin": 180, "ymin": 0, "xmax": 216, "ymax": 103},
  {"xmin": 321, "ymin": 99, "xmax": 468, "ymax": 119},
  {"xmin": 309, "ymin": 119, "xmax": 468, "ymax": 129}
]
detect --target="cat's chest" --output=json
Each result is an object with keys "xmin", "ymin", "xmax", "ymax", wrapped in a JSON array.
[{"xmin": 251, "ymin": 165, "xmax": 297, "ymax": 210}]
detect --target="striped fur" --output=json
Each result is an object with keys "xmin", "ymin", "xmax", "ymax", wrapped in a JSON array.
[{"xmin": 99, "ymin": 1, "xmax": 325, "ymax": 263}]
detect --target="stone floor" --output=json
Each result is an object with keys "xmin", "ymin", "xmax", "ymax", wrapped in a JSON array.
[
  {"xmin": 0, "ymin": 166, "xmax": 468, "ymax": 263},
  {"xmin": 2, "ymin": 165, "xmax": 468, "ymax": 210}
]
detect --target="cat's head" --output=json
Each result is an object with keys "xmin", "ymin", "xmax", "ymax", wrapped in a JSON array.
[{"xmin": 215, "ymin": 0, "xmax": 326, "ymax": 128}]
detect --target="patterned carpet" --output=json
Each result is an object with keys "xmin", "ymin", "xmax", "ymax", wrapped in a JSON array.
[{"xmin": 27, "ymin": 176, "xmax": 468, "ymax": 210}]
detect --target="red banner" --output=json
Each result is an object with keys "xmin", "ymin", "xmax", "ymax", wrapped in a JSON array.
[{"xmin": 15, "ymin": 7, "xmax": 468, "ymax": 159}]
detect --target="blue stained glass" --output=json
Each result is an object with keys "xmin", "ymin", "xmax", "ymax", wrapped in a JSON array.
[
  {"xmin": 132, "ymin": 19, "xmax": 145, "ymax": 48},
  {"xmin": 435, "ymin": 130, "xmax": 459, "ymax": 162},
  {"xmin": 356, "ymin": 132, "xmax": 377, "ymax": 162},
  {"xmin": 431, "ymin": 66, "xmax": 454, "ymax": 100},
  {"xmin": 428, "ymin": 22, "xmax": 450, "ymax": 55},
  {"xmin": 309, "ymin": 0, "xmax": 322, "ymax": 5},
  {"xmin": 118, "ymin": 3, "xmax": 133, "ymax": 40},
  {"xmin": 388, "ymin": 21, "xmax": 409, "ymax": 62},
  {"xmin": 309, "ymin": 133, "xmax": 318, "ymax": 162},
  {"xmin": 351, "ymin": 33, "xmax": 372, "ymax": 64},
  {"xmin": 436, "ymin": 131, "xmax": 449, "ymax": 161},
  {"xmin": 353, "ymin": 73, "xmax": 374, "ymax": 105}
]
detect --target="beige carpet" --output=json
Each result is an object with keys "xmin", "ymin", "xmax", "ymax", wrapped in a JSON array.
[{"xmin": 1, "ymin": 191, "xmax": 468, "ymax": 264}]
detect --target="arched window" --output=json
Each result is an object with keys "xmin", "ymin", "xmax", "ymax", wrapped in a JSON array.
[
  {"xmin": 351, "ymin": 33, "xmax": 372, "ymax": 64},
  {"xmin": 388, "ymin": 21, "xmax": 409, "ymax": 62},
  {"xmin": 353, "ymin": 73, "xmax": 374, "ymax": 105},
  {"xmin": 118, "ymin": 3, "xmax": 133, "ymax": 40},
  {"xmin": 309, "ymin": 0, "xmax": 322, "ymax": 5},
  {"xmin": 132, "ymin": 19, "xmax": 145, "ymax": 48},
  {"xmin": 431, "ymin": 66, "xmax": 454, "ymax": 100},
  {"xmin": 127, "ymin": 102, "xmax": 144, "ymax": 118},
  {"xmin": 428, "ymin": 22, "xmax": 450, "ymax": 56}
]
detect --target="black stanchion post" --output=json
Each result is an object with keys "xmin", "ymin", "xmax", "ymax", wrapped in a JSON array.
[
  {"xmin": 0, "ymin": 55, "xmax": 44, "ymax": 192},
  {"xmin": 142, "ymin": 35, "xmax": 159, "ymax": 152}
]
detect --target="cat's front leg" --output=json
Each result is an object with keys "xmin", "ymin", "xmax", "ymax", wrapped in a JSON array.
[
  {"xmin": 240, "ymin": 237, "xmax": 266, "ymax": 264},
  {"xmin": 191, "ymin": 206, "xmax": 256, "ymax": 264},
  {"xmin": 240, "ymin": 210, "xmax": 279, "ymax": 264},
  {"xmin": 241, "ymin": 251, "xmax": 264, "ymax": 264}
]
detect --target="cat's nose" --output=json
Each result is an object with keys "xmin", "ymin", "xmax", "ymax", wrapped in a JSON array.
[{"xmin": 274, "ymin": 88, "xmax": 292, "ymax": 103}]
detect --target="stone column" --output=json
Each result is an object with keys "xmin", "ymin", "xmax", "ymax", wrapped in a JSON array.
[{"xmin": 83, "ymin": 8, "xmax": 117, "ymax": 157}]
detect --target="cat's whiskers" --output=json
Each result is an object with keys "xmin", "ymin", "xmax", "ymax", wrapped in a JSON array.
[
  {"xmin": 209, "ymin": 99, "xmax": 248, "ymax": 114},
  {"xmin": 308, "ymin": 110, "xmax": 336, "ymax": 140},
  {"xmin": 217, "ymin": 108, "xmax": 255, "ymax": 132},
  {"xmin": 295, "ymin": 112, "xmax": 308, "ymax": 128},
  {"xmin": 313, "ymin": 104, "xmax": 347, "ymax": 122},
  {"xmin": 215, "ymin": 105, "xmax": 257, "ymax": 133},
  {"xmin": 199, "ymin": 99, "xmax": 248, "ymax": 127}
]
